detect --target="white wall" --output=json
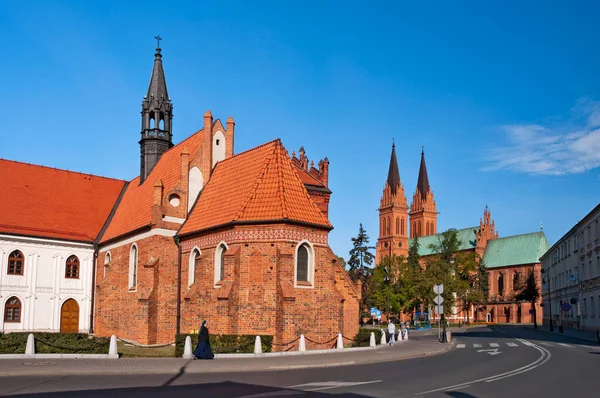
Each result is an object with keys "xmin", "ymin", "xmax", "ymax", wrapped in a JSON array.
[
  {"xmin": 212, "ymin": 130, "xmax": 226, "ymax": 168},
  {"xmin": 0, "ymin": 234, "xmax": 94, "ymax": 333}
]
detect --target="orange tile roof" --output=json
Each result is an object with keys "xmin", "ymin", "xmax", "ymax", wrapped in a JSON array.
[
  {"xmin": 180, "ymin": 139, "xmax": 332, "ymax": 235},
  {"xmin": 294, "ymin": 166, "xmax": 326, "ymax": 187},
  {"xmin": 0, "ymin": 159, "xmax": 126, "ymax": 242},
  {"xmin": 100, "ymin": 130, "xmax": 205, "ymax": 243}
]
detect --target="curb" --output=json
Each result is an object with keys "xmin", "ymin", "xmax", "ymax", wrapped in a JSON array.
[
  {"xmin": 213, "ymin": 345, "xmax": 382, "ymax": 359},
  {"xmin": 525, "ymin": 326, "xmax": 600, "ymax": 345},
  {"xmin": 0, "ymin": 354, "xmax": 118, "ymax": 359}
]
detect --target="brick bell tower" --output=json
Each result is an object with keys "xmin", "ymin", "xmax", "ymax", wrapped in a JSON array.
[
  {"xmin": 409, "ymin": 148, "xmax": 437, "ymax": 238},
  {"xmin": 139, "ymin": 36, "xmax": 174, "ymax": 184},
  {"xmin": 376, "ymin": 142, "xmax": 409, "ymax": 265}
]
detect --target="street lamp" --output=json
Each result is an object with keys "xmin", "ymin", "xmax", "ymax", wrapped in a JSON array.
[{"xmin": 541, "ymin": 268, "xmax": 554, "ymax": 332}]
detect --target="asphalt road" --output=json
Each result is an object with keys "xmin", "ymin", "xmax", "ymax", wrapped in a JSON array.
[{"xmin": 1, "ymin": 326, "xmax": 599, "ymax": 398}]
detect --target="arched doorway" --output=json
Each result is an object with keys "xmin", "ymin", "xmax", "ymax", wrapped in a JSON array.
[{"xmin": 60, "ymin": 299, "xmax": 79, "ymax": 333}]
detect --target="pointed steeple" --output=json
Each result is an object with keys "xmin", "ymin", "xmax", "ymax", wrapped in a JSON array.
[
  {"xmin": 139, "ymin": 37, "xmax": 174, "ymax": 184},
  {"xmin": 387, "ymin": 142, "xmax": 401, "ymax": 195},
  {"xmin": 146, "ymin": 47, "xmax": 169, "ymax": 102},
  {"xmin": 416, "ymin": 147, "xmax": 430, "ymax": 200}
]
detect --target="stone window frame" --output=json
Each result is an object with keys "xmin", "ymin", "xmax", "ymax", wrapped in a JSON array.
[
  {"xmin": 129, "ymin": 243, "xmax": 138, "ymax": 291},
  {"xmin": 189, "ymin": 247, "xmax": 201, "ymax": 288},
  {"xmin": 7, "ymin": 250, "xmax": 24, "ymax": 276},
  {"xmin": 65, "ymin": 255, "xmax": 80, "ymax": 279},
  {"xmin": 214, "ymin": 242, "xmax": 228, "ymax": 287},
  {"xmin": 4, "ymin": 296, "xmax": 22, "ymax": 323},
  {"xmin": 294, "ymin": 240, "xmax": 315, "ymax": 288}
]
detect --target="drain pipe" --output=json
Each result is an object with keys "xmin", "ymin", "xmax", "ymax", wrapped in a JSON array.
[
  {"xmin": 175, "ymin": 235, "xmax": 182, "ymax": 335},
  {"xmin": 90, "ymin": 242, "xmax": 99, "ymax": 333}
]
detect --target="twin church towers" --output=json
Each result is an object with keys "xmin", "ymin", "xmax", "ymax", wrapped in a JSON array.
[{"xmin": 376, "ymin": 143, "xmax": 438, "ymax": 264}]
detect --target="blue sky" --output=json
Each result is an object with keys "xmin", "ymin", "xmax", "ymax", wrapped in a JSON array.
[{"xmin": 1, "ymin": 1, "xmax": 599, "ymax": 260}]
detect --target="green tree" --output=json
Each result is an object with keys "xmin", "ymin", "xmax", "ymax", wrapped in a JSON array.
[
  {"xmin": 347, "ymin": 224, "xmax": 376, "ymax": 312},
  {"xmin": 515, "ymin": 270, "xmax": 541, "ymax": 329},
  {"xmin": 426, "ymin": 229, "xmax": 462, "ymax": 318}
]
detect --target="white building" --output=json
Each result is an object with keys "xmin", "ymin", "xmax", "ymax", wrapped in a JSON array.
[
  {"xmin": 0, "ymin": 160, "xmax": 126, "ymax": 333},
  {"xmin": 541, "ymin": 203, "xmax": 600, "ymax": 333}
]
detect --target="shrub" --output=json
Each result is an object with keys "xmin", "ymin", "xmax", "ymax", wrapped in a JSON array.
[
  {"xmin": 0, "ymin": 332, "xmax": 110, "ymax": 354},
  {"xmin": 352, "ymin": 327, "xmax": 383, "ymax": 347},
  {"xmin": 175, "ymin": 334, "xmax": 273, "ymax": 357}
]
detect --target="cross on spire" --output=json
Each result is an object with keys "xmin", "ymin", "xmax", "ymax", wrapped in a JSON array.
[{"xmin": 154, "ymin": 35, "xmax": 162, "ymax": 48}]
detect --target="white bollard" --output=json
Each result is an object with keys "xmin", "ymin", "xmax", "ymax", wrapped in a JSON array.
[
  {"xmin": 254, "ymin": 336, "xmax": 262, "ymax": 354},
  {"xmin": 380, "ymin": 330, "xmax": 387, "ymax": 345},
  {"xmin": 25, "ymin": 333, "xmax": 35, "ymax": 355},
  {"xmin": 336, "ymin": 333, "xmax": 344, "ymax": 349},
  {"xmin": 298, "ymin": 334, "xmax": 306, "ymax": 352},
  {"xmin": 183, "ymin": 336, "xmax": 193, "ymax": 358},
  {"xmin": 404, "ymin": 329, "xmax": 409, "ymax": 341},
  {"xmin": 369, "ymin": 332, "xmax": 376, "ymax": 347},
  {"xmin": 109, "ymin": 335, "xmax": 118, "ymax": 356},
  {"xmin": 397, "ymin": 330, "xmax": 403, "ymax": 343}
]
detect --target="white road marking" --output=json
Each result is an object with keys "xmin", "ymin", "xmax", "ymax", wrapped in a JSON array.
[
  {"xmin": 539, "ymin": 342, "xmax": 553, "ymax": 347},
  {"xmin": 489, "ymin": 343, "xmax": 499, "ymax": 347},
  {"xmin": 558, "ymin": 343, "xmax": 573, "ymax": 348},
  {"xmin": 506, "ymin": 342, "xmax": 518, "ymax": 347},
  {"xmin": 477, "ymin": 348, "xmax": 501, "ymax": 356},
  {"xmin": 413, "ymin": 339, "xmax": 552, "ymax": 396},
  {"xmin": 238, "ymin": 390, "xmax": 305, "ymax": 398},
  {"xmin": 473, "ymin": 343, "xmax": 482, "ymax": 348},
  {"xmin": 289, "ymin": 380, "xmax": 382, "ymax": 392},
  {"xmin": 457, "ymin": 344, "xmax": 466, "ymax": 348}
]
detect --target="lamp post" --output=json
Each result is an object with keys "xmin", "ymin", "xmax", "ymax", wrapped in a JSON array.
[{"xmin": 541, "ymin": 268, "xmax": 553, "ymax": 332}]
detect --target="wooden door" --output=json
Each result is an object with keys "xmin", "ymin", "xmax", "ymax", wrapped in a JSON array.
[{"xmin": 60, "ymin": 299, "xmax": 79, "ymax": 333}]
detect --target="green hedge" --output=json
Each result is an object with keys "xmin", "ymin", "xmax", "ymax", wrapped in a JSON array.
[
  {"xmin": 0, "ymin": 332, "xmax": 110, "ymax": 354},
  {"xmin": 175, "ymin": 334, "xmax": 273, "ymax": 357},
  {"xmin": 352, "ymin": 328, "xmax": 385, "ymax": 347}
]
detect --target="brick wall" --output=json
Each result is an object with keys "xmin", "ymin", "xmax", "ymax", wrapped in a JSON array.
[{"xmin": 180, "ymin": 223, "xmax": 360, "ymax": 351}]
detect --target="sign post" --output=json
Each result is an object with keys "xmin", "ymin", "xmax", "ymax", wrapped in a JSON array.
[{"xmin": 433, "ymin": 284, "xmax": 445, "ymax": 342}]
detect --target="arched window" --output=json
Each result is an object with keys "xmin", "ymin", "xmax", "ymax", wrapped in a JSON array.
[
  {"xmin": 498, "ymin": 273, "xmax": 504, "ymax": 296},
  {"xmin": 412, "ymin": 222, "xmax": 416, "ymax": 238},
  {"xmin": 8, "ymin": 250, "xmax": 24, "ymax": 275},
  {"xmin": 381, "ymin": 218, "xmax": 384, "ymax": 235},
  {"xmin": 4, "ymin": 297, "xmax": 21, "ymax": 322},
  {"xmin": 386, "ymin": 217, "xmax": 391, "ymax": 236},
  {"xmin": 104, "ymin": 252, "xmax": 111, "ymax": 265},
  {"xmin": 65, "ymin": 255, "xmax": 80, "ymax": 279},
  {"xmin": 513, "ymin": 272, "xmax": 520, "ymax": 290},
  {"xmin": 189, "ymin": 248, "xmax": 200, "ymax": 288},
  {"xmin": 418, "ymin": 221, "xmax": 422, "ymax": 237},
  {"xmin": 295, "ymin": 242, "xmax": 315, "ymax": 287},
  {"xmin": 214, "ymin": 243, "xmax": 228, "ymax": 285},
  {"xmin": 401, "ymin": 218, "xmax": 405, "ymax": 236},
  {"xmin": 396, "ymin": 217, "xmax": 400, "ymax": 235},
  {"xmin": 426, "ymin": 222, "xmax": 429, "ymax": 236},
  {"xmin": 129, "ymin": 244, "xmax": 138, "ymax": 289}
]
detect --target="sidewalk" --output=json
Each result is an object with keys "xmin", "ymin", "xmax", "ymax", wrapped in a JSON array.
[
  {"xmin": 0, "ymin": 336, "xmax": 453, "ymax": 377},
  {"xmin": 527, "ymin": 324, "xmax": 600, "ymax": 344}
]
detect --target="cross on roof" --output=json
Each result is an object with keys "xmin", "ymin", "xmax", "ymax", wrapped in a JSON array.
[{"xmin": 154, "ymin": 35, "xmax": 162, "ymax": 48}]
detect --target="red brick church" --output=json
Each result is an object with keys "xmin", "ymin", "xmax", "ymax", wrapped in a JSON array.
[
  {"xmin": 376, "ymin": 144, "xmax": 548, "ymax": 324},
  {"xmin": 1, "ymin": 44, "xmax": 360, "ymax": 348}
]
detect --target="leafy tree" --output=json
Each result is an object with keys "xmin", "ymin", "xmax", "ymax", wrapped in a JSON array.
[
  {"xmin": 347, "ymin": 224, "xmax": 376, "ymax": 311},
  {"xmin": 515, "ymin": 270, "xmax": 541, "ymax": 329}
]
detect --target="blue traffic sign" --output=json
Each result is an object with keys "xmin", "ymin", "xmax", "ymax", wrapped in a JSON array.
[
  {"xmin": 375, "ymin": 310, "xmax": 381, "ymax": 317},
  {"xmin": 561, "ymin": 303, "xmax": 571, "ymax": 312},
  {"xmin": 370, "ymin": 307, "xmax": 376, "ymax": 314}
]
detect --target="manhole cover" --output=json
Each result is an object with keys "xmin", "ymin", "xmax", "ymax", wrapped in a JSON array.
[{"xmin": 22, "ymin": 361, "xmax": 57, "ymax": 366}]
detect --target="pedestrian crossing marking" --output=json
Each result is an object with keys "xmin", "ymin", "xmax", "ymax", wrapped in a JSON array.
[
  {"xmin": 506, "ymin": 342, "xmax": 518, "ymax": 347},
  {"xmin": 539, "ymin": 342, "xmax": 552, "ymax": 346},
  {"xmin": 457, "ymin": 344, "xmax": 466, "ymax": 348},
  {"xmin": 455, "ymin": 341, "xmax": 577, "ymax": 349},
  {"xmin": 489, "ymin": 343, "xmax": 499, "ymax": 347},
  {"xmin": 473, "ymin": 344, "xmax": 482, "ymax": 348},
  {"xmin": 558, "ymin": 343, "xmax": 573, "ymax": 347}
]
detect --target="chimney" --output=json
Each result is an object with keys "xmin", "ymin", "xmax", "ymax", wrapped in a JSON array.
[
  {"xmin": 319, "ymin": 157, "xmax": 329, "ymax": 187},
  {"xmin": 153, "ymin": 179, "xmax": 164, "ymax": 206},
  {"xmin": 226, "ymin": 116, "xmax": 235, "ymax": 158},
  {"xmin": 180, "ymin": 147, "xmax": 189, "ymax": 180}
]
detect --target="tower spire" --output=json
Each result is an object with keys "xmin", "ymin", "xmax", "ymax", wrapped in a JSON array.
[
  {"xmin": 417, "ymin": 147, "xmax": 430, "ymax": 200},
  {"xmin": 387, "ymin": 141, "xmax": 401, "ymax": 195},
  {"xmin": 139, "ymin": 37, "xmax": 174, "ymax": 184}
]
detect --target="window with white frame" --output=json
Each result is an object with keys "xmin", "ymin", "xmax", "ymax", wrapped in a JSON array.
[
  {"xmin": 129, "ymin": 244, "xmax": 138, "ymax": 289},
  {"xmin": 189, "ymin": 248, "xmax": 200, "ymax": 288},
  {"xmin": 214, "ymin": 243, "xmax": 227, "ymax": 285},
  {"xmin": 295, "ymin": 241, "xmax": 315, "ymax": 287}
]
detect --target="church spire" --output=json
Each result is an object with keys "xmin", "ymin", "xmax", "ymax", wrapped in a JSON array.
[
  {"xmin": 387, "ymin": 142, "xmax": 401, "ymax": 195},
  {"xmin": 139, "ymin": 36, "xmax": 174, "ymax": 184},
  {"xmin": 416, "ymin": 147, "xmax": 430, "ymax": 200}
]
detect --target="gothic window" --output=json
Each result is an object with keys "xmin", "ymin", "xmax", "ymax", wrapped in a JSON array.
[
  {"xmin": 4, "ymin": 297, "xmax": 21, "ymax": 322},
  {"xmin": 401, "ymin": 218, "xmax": 405, "ymax": 236},
  {"xmin": 65, "ymin": 255, "xmax": 80, "ymax": 279},
  {"xmin": 8, "ymin": 250, "xmax": 24, "ymax": 275},
  {"xmin": 513, "ymin": 272, "xmax": 520, "ymax": 290},
  {"xmin": 295, "ymin": 242, "xmax": 315, "ymax": 287},
  {"xmin": 214, "ymin": 243, "xmax": 228, "ymax": 285},
  {"xmin": 426, "ymin": 222, "xmax": 430, "ymax": 235},
  {"xmin": 382, "ymin": 218, "xmax": 386, "ymax": 236},
  {"xmin": 189, "ymin": 248, "xmax": 200, "ymax": 288},
  {"xmin": 129, "ymin": 244, "xmax": 138, "ymax": 289},
  {"xmin": 386, "ymin": 217, "xmax": 391, "ymax": 236},
  {"xmin": 104, "ymin": 252, "xmax": 111, "ymax": 265},
  {"xmin": 498, "ymin": 273, "xmax": 504, "ymax": 296},
  {"xmin": 412, "ymin": 222, "xmax": 416, "ymax": 238},
  {"xmin": 418, "ymin": 221, "xmax": 422, "ymax": 237},
  {"xmin": 396, "ymin": 217, "xmax": 400, "ymax": 235}
]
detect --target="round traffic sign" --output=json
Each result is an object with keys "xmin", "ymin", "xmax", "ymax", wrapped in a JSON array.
[{"xmin": 561, "ymin": 303, "xmax": 571, "ymax": 312}]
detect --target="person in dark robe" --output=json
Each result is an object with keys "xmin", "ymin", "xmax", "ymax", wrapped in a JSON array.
[{"xmin": 193, "ymin": 320, "xmax": 215, "ymax": 359}]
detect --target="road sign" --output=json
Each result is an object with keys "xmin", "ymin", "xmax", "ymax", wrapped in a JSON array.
[
  {"xmin": 370, "ymin": 307, "xmax": 376, "ymax": 315},
  {"xmin": 375, "ymin": 310, "xmax": 381, "ymax": 317},
  {"xmin": 434, "ymin": 295, "xmax": 444, "ymax": 305},
  {"xmin": 561, "ymin": 303, "xmax": 571, "ymax": 312},
  {"xmin": 435, "ymin": 305, "xmax": 444, "ymax": 315},
  {"xmin": 433, "ymin": 284, "xmax": 444, "ymax": 295},
  {"xmin": 477, "ymin": 348, "xmax": 501, "ymax": 356}
]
